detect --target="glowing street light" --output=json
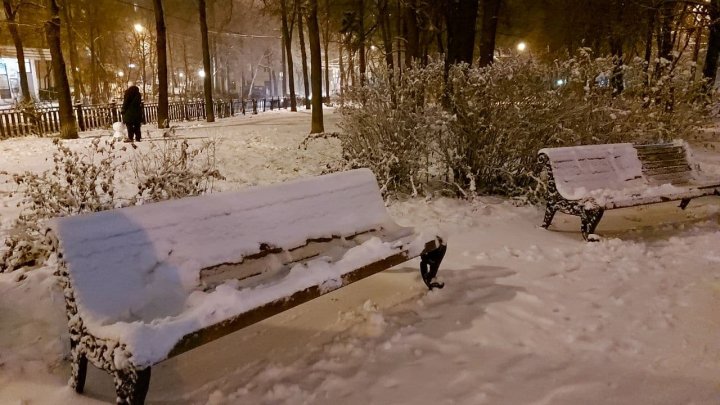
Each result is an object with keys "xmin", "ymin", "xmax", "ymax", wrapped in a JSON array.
[
  {"xmin": 117, "ymin": 71, "xmax": 124, "ymax": 77},
  {"xmin": 128, "ymin": 63, "xmax": 136, "ymax": 68},
  {"xmin": 556, "ymin": 79, "xmax": 565, "ymax": 86},
  {"xmin": 198, "ymin": 69, "xmax": 206, "ymax": 78},
  {"xmin": 134, "ymin": 23, "xmax": 144, "ymax": 33},
  {"xmin": 178, "ymin": 72, "xmax": 185, "ymax": 78},
  {"xmin": 517, "ymin": 41, "xmax": 527, "ymax": 52}
]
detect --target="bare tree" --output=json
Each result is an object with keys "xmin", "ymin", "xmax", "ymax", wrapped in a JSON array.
[
  {"xmin": 153, "ymin": 0, "xmax": 169, "ymax": 128},
  {"xmin": 3, "ymin": 0, "xmax": 31, "ymax": 101},
  {"xmin": 60, "ymin": 0, "xmax": 85, "ymax": 102},
  {"xmin": 45, "ymin": 0, "xmax": 77, "ymax": 138},
  {"xmin": 307, "ymin": 0, "xmax": 324, "ymax": 133},
  {"xmin": 478, "ymin": 0, "xmax": 501, "ymax": 67},
  {"xmin": 199, "ymin": 0, "xmax": 215, "ymax": 122},
  {"xmin": 296, "ymin": 0, "xmax": 311, "ymax": 108},
  {"xmin": 704, "ymin": 0, "xmax": 720, "ymax": 88},
  {"xmin": 280, "ymin": 0, "xmax": 298, "ymax": 110}
]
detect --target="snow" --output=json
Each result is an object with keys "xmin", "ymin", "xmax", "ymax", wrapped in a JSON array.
[{"xmin": 2, "ymin": 109, "xmax": 720, "ymax": 404}]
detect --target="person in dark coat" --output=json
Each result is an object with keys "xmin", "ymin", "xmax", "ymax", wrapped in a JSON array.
[{"xmin": 121, "ymin": 83, "xmax": 143, "ymax": 142}]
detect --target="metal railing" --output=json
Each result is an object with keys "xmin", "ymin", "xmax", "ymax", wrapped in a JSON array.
[{"xmin": 0, "ymin": 97, "xmax": 289, "ymax": 138}]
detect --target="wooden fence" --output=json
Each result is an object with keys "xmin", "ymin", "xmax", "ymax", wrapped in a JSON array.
[{"xmin": 0, "ymin": 97, "xmax": 288, "ymax": 138}]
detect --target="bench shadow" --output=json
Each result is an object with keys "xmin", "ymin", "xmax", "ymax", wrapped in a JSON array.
[
  {"xmin": 547, "ymin": 196, "xmax": 720, "ymax": 242},
  {"xmin": 76, "ymin": 264, "xmax": 519, "ymax": 404}
]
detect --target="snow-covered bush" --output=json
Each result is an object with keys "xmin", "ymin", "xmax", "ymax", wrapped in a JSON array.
[
  {"xmin": 1, "ymin": 138, "xmax": 120, "ymax": 272},
  {"xmin": 131, "ymin": 135, "xmax": 224, "ymax": 203},
  {"xmin": 338, "ymin": 50, "xmax": 713, "ymax": 199},
  {"xmin": 1, "ymin": 136, "xmax": 224, "ymax": 273}
]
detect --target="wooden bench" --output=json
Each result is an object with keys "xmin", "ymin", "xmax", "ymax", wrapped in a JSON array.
[
  {"xmin": 47, "ymin": 168, "xmax": 446, "ymax": 404},
  {"xmin": 538, "ymin": 141, "xmax": 720, "ymax": 240}
]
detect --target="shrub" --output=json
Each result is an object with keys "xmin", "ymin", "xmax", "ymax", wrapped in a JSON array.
[
  {"xmin": 337, "ymin": 50, "xmax": 713, "ymax": 200},
  {"xmin": 1, "ymin": 136, "xmax": 224, "ymax": 273}
]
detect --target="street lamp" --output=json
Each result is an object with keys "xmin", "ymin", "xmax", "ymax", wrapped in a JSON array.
[
  {"xmin": 517, "ymin": 42, "xmax": 527, "ymax": 52},
  {"xmin": 198, "ymin": 69, "xmax": 206, "ymax": 78}
]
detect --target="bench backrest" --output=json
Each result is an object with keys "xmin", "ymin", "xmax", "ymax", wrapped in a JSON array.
[
  {"xmin": 539, "ymin": 142, "xmax": 695, "ymax": 200},
  {"xmin": 634, "ymin": 143, "xmax": 693, "ymax": 185},
  {"xmin": 49, "ymin": 169, "xmax": 394, "ymax": 329},
  {"xmin": 538, "ymin": 143, "xmax": 645, "ymax": 199}
]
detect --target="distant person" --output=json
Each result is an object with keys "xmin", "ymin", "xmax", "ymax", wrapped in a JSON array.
[{"xmin": 121, "ymin": 82, "xmax": 143, "ymax": 142}]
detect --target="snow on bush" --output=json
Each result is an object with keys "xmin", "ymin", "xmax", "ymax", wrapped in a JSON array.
[
  {"xmin": 337, "ymin": 50, "xmax": 712, "ymax": 200},
  {"xmin": 130, "ymin": 133, "xmax": 224, "ymax": 203},
  {"xmin": 0, "ymin": 137, "xmax": 223, "ymax": 273}
]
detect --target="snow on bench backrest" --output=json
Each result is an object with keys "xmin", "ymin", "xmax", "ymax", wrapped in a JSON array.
[
  {"xmin": 49, "ymin": 168, "xmax": 393, "ymax": 334},
  {"xmin": 539, "ymin": 143, "xmax": 644, "ymax": 200}
]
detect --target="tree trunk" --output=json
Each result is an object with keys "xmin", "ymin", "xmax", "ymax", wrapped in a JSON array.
[
  {"xmin": 281, "ymin": 37, "xmax": 287, "ymax": 96},
  {"xmin": 322, "ymin": 0, "xmax": 330, "ymax": 100},
  {"xmin": 704, "ymin": 0, "xmax": 720, "ymax": 88},
  {"xmin": 45, "ymin": 0, "xmax": 77, "ymax": 138},
  {"xmin": 3, "ymin": 0, "xmax": 31, "ymax": 101},
  {"xmin": 199, "ymin": 0, "xmax": 215, "ymax": 122},
  {"xmin": 447, "ymin": 0, "xmax": 480, "ymax": 68},
  {"xmin": 403, "ymin": 0, "xmax": 419, "ymax": 68},
  {"xmin": 307, "ymin": 0, "xmax": 324, "ymax": 133},
  {"xmin": 153, "ymin": 0, "xmax": 169, "ymax": 128},
  {"xmin": 357, "ymin": 0, "xmax": 366, "ymax": 86},
  {"xmin": 281, "ymin": 0, "xmax": 297, "ymax": 111},
  {"xmin": 297, "ymin": 0, "xmax": 311, "ymax": 108},
  {"xmin": 339, "ymin": 40, "xmax": 345, "ymax": 98},
  {"xmin": 61, "ymin": 0, "xmax": 85, "ymax": 102},
  {"xmin": 378, "ymin": 0, "xmax": 394, "ymax": 72},
  {"xmin": 609, "ymin": 0, "xmax": 625, "ymax": 95},
  {"xmin": 478, "ymin": 0, "xmax": 500, "ymax": 67}
]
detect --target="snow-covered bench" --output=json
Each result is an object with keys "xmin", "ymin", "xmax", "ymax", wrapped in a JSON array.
[
  {"xmin": 538, "ymin": 141, "xmax": 720, "ymax": 240},
  {"xmin": 47, "ymin": 168, "xmax": 446, "ymax": 404}
]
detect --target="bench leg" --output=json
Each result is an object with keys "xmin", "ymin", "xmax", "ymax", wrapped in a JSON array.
[
  {"xmin": 69, "ymin": 341, "xmax": 88, "ymax": 393},
  {"xmin": 541, "ymin": 203, "xmax": 558, "ymax": 229},
  {"xmin": 114, "ymin": 367, "xmax": 152, "ymax": 405},
  {"xmin": 580, "ymin": 208, "xmax": 604, "ymax": 241},
  {"xmin": 679, "ymin": 198, "xmax": 691, "ymax": 210},
  {"xmin": 420, "ymin": 243, "xmax": 447, "ymax": 290}
]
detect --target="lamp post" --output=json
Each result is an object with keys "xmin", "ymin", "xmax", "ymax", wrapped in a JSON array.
[
  {"xmin": 517, "ymin": 41, "xmax": 527, "ymax": 52},
  {"xmin": 134, "ymin": 23, "xmax": 147, "ymax": 95}
]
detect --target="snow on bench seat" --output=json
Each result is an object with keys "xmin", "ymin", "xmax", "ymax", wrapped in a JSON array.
[
  {"xmin": 48, "ymin": 168, "xmax": 446, "ymax": 404},
  {"xmin": 538, "ymin": 141, "xmax": 720, "ymax": 240}
]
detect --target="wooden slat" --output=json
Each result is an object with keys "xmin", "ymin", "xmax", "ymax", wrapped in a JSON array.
[{"xmin": 166, "ymin": 239, "xmax": 440, "ymax": 360}]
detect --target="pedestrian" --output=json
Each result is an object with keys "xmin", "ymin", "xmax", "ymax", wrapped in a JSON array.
[{"xmin": 121, "ymin": 82, "xmax": 143, "ymax": 142}]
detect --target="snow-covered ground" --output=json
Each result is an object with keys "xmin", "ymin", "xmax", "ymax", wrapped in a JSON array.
[{"xmin": 1, "ymin": 109, "xmax": 720, "ymax": 404}]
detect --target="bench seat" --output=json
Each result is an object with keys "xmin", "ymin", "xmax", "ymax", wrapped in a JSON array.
[
  {"xmin": 48, "ymin": 168, "xmax": 446, "ymax": 404},
  {"xmin": 538, "ymin": 141, "xmax": 720, "ymax": 239}
]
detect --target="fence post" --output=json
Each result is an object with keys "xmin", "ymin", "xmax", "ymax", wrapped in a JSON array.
[
  {"xmin": 242, "ymin": 99, "xmax": 246, "ymax": 115},
  {"xmin": 252, "ymin": 99, "xmax": 258, "ymax": 114},
  {"xmin": 75, "ymin": 103, "xmax": 85, "ymax": 132},
  {"xmin": 110, "ymin": 102, "xmax": 119, "ymax": 123},
  {"xmin": 230, "ymin": 99, "xmax": 235, "ymax": 116}
]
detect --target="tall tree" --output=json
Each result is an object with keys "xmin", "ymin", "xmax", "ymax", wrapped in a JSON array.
[
  {"xmin": 478, "ymin": 0, "xmax": 501, "ymax": 67},
  {"xmin": 296, "ymin": 0, "xmax": 311, "ymax": 108},
  {"xmin": 60, "ymin": 0, "xmax": 84, "ymax": 102},
  {"xmin": 446, "ymin": 0, "xmax": 480, "ymax": 69},
  {"xmin": 199, "ymin": 0, "xmax": 215, "ymax": 122},
  {"xmin": 306, "ymin": 0, "xmax": 324, "ymax": 133},
  {"xmin": 280, "ymin": 0, "xmax": 298, "ymax": 111},
  {"xmin": 704, "ymin": 0, "xmax": 720, "ymax": 88},
  {"xmin": 153, "ymin": 0, "xmax": 169, "ymax": 128},
  {"xmin": 322, "ymin": 0, "xmax": 330, "ymax": 100},
  {"xmin": 45, "ymin": 0, "xmax": 77, "ymax": 138},
  {"xmin": 403, "ymin": 0, "xmax": 420, "ymax": 68},
  {"xmin": 3, "ymin": 0, "xmax": 31, "ymax": 101}
]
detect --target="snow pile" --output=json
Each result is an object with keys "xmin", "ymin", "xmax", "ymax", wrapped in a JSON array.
[{"xmin": 1, "ymin": 111, "xmax": 720, "ymax": 404}]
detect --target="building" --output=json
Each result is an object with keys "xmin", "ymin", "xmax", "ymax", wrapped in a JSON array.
[{"xmin": 0, "ymin": 46, "xmax": 52, "ymax": 105}]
